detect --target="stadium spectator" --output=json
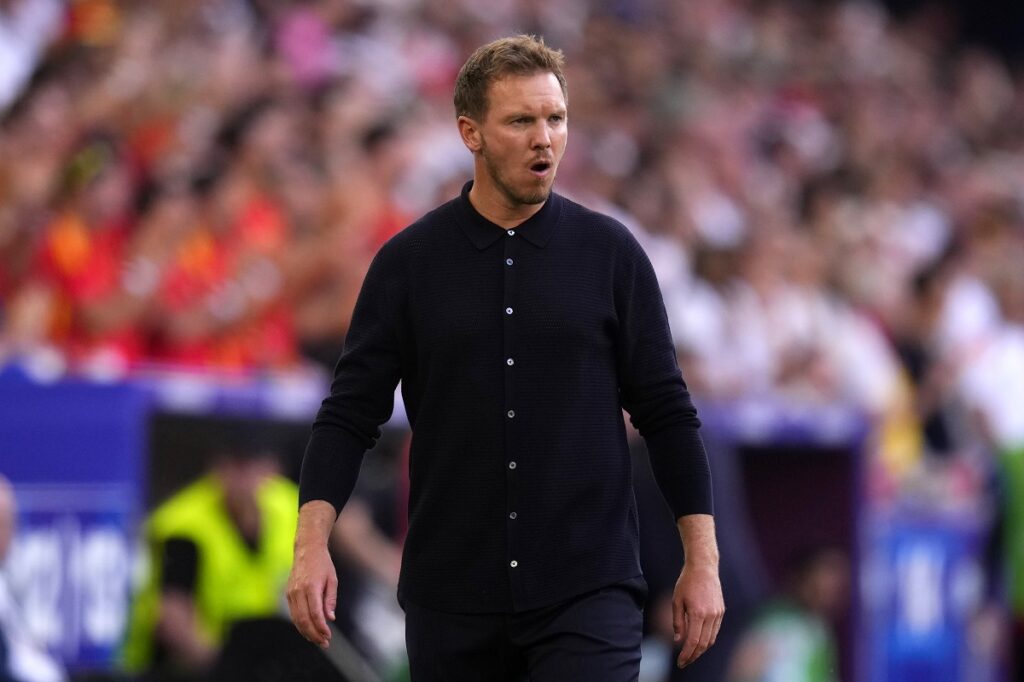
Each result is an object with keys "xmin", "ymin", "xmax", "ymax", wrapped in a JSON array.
[
  {"xmin": 0, "ymin": 475, "xmax": 66, "ymax": 682},
  {"xmin": 118, "ymin": 436, "xmax": 401, "ymax": 682},
  {"xmin": 0, "ymin": 0, "xmax": 1015, "ymax": 420},
  {"xmin": 118, "ymin": 439, "xmax": 299, "ymax": 681},
  {"xmin": 725, "ymin": 545, "xmax": 850, "ymax": 682}
]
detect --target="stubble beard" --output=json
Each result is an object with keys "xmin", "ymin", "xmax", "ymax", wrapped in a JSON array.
[{"xmin": 481, "ymin": 141, "xmax": 551, "ymax": 207}]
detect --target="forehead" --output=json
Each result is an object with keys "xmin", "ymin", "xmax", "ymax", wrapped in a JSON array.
[{"xmin": 485, "ymin": 72, "xmax": 565, "ymax": 115}]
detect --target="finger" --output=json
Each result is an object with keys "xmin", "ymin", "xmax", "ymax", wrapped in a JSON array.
[
  {"xmin": 325, "ymin": 573, "xmax": 338, "ymax": 622},
  {"xmin": 672, "ymin": 595, "xmax": 686, "ymax": 644},
  {"xmin": 677, "ymin": 611, "xmax": 705, "ymax": 668},
  {"xmin": 677, "ymin": 619, "xmax": 705, "ymax": 668},
  {"xmin": 689, "ymin": 614, "xmax": 716, "ymax": 667},
  {"xmin": 709, "ymin": 609, "xmax": 724, "ymax": 647},
  {"xmin": 287, "ymin": 587, "xmax": 317, "ymax": 642},
  {"xmin": 304, "ymin": 585, "xmax": 331, "ymax": 647}
]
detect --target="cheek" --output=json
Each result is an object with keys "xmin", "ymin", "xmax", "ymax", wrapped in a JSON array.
[
  {"xmin": 553, "ymin": 130, "xmax": 569, "ymax": 157},
  {"xmin": 486, "ymin": 140, "xmax": 520, "ymax": 172},
  {"xmin": 494, "ymin": 134, "xmax": 522, "ymax": 159}
]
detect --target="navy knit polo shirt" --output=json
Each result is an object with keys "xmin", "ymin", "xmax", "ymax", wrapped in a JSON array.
[{"xmin": 300, "ymin": 181, "xmax": 712, "ymax": 613}]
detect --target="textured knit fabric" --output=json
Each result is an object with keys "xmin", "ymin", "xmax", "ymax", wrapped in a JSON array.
[{"xmin": 300, "ymin": 181, "xmax": 712, "ymax": 613}]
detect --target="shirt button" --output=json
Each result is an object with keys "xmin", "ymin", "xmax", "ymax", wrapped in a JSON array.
[
  {"xmin": 505, "ymin": 307, "xmax": 513, "ymax": 315},
  {"xmin": 508, "ymin": 461, "xmax": 517, "ymax": 469},
  {"xmin": 507, "ymin": 409, "xmax": 515, "ymax": 418},
  {"xmin": 510, "ymin": 560, "xmax": 518, "ymax": 568},
  {"xmin": 506, "ymin": 358, "xmax": 514, "ymax": 366},
  {"xmin": 509, "ymin": 511, "xmax": 517, "ymax": 520},
  {"xmin": 506, "ymin": 258, "xmax": 514, "ymax": 266},
  {"xmin": 508, "ymin": 230, "xmax": 515, "ymax": 236}
]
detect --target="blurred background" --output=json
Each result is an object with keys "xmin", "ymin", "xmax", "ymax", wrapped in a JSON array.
[{"xmin": 1, "ymin": 0, "xmax": 1023, "ymax": 680}]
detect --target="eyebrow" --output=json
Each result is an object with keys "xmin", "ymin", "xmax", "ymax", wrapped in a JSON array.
[{"xmin": 504, "ymin": 109, "xmax": 568, "ymax": 121}]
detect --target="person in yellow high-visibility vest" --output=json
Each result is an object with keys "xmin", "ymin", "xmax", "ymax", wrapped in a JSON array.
[
  {"xmin": 119, "ymin": 442, "xmax": 299, "ymax": 681},
  {"xmin": 120, "ymin": 435, "xmax": 404, "ymax": 682},
  {"xmin": 121, "ymin": 431, "xmax": 404, "ymax": 682}
]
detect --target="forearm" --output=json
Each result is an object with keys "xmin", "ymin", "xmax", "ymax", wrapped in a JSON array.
[
  {"xmin": 299, "ymin": 426, "xmax": 366, "ymax": 511},
  {"xmin": 645, "ymin": 422, "xmax": 714, "ymax": 517},
  {"xmin": 677, "ymin": 514, "xmax": 719, "ymax": 569}
]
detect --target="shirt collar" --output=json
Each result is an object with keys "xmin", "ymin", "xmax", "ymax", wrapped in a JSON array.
[{"xmin": 454, "ymin": 181, "xmax": 560, "ymax": 250}]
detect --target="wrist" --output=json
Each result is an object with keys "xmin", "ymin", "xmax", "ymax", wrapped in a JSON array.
[
  {"xmin": 676, "ymin": 513, "xmax": 719, "ymax": 570},
  {"xmin": 682, "ymin": 554, "xmax": 719, "ymax": 572},
  {"xmin": 295, "ymin": 500, "xmax": 338, "ymax": 549}
]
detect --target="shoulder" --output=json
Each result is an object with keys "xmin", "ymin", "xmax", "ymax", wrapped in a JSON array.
[
  {"xmin": 149, "ymin": 477, "xmax": 219, "ymax": 535},
  {"xmin": 557, "ymin": 193, "xmax": 646, "ymax": 255},
  {"xmin": 155, "ymin": 477, "xmax": 217, "ymax": 513},
  {"xmin": 377, "ymin": 197, "xmax": 460, "ymax": 259},
  {"xmin": 259, "ymin": 475, "xmax": 299, "ymax": 511}
]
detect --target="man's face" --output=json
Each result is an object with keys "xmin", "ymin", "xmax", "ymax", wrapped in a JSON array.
[
  {"xmin": 215, "ymin": 456, "xmax": 276, "ymax": 509},
  {"xmin": 469, "ymin": 72, "xmax": 567, "ymax": 207}
]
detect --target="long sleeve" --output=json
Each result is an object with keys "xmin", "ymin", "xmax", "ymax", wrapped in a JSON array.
[
  {"xmin": 299, "ymin": 243, "xmax": 405, "ymax": 513},
  {"xmin": 614, "ymin": 237, "xmax": 713, "ymax": 518}
]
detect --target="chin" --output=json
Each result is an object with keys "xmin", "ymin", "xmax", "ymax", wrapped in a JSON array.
[
  {"xmin": 520, "ymin": 189, "xmax": 550, "ymax": 205},
  {"xmin": 519, "ymin": 177, "xmax": 556, "ymax": 205}
]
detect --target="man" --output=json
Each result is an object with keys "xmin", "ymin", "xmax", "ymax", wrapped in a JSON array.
[
  {"xmin": 121, "ymin": 433, "xmax": 403, "ymax": 681},
  {"xmin": 120, "ymin": 441, "xmax": 300, "ymax": 681},
  {"xmin": 288, "ymin": 34, "xmax": 724, "ymax": 679},
  {"xmin": 726, "ymin": 545, "xmax": 849, "ymax": 682}
]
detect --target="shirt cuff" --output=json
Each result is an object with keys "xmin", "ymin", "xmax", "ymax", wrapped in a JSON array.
[
  {"xmin": 298, "ymin": 424, "xmax": 367, "ymax": 514},
  {"xmin": 644, "ymin": 421, "xmax": 714, "ymax": 518}
]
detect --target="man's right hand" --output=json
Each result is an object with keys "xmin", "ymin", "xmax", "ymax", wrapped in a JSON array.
[{"xmin": 287, "ymin": 500, "xmax": 339, "ymax": 648}]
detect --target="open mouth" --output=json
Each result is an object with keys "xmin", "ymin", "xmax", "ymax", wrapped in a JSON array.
[{"xmin": 529, "ymin": 160, "xmax": 552, "ymax": 176}]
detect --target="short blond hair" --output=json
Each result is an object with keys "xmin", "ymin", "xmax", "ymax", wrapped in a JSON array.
[{"xmin": 453, "ymin": 34, "xmax": 567, "ymax": 120}]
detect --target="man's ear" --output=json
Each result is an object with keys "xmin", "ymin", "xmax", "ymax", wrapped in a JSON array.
[{"xmin": 457, "ymin": 115, "xmax": 483, "ymax": 153}]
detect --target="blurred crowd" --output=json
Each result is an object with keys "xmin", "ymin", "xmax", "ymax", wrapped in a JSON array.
[{"xmin": 1, "ymin": 0, "xmax": 1022, "ymax": 467}]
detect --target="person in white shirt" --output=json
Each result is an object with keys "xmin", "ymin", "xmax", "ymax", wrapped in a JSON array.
[{"xmin": 0, "ymin": 475, "xmax": 66, "ymax": 682}]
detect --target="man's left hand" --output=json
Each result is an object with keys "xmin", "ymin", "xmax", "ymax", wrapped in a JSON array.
[{"xmin": 672, "ymin": 561, "xmax": 724, "ymax": 669}]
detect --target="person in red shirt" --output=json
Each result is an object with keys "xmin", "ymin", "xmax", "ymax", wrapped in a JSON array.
[{"xmin": 22, "ymin": 136, "xmax": 148, "ymax": 371}]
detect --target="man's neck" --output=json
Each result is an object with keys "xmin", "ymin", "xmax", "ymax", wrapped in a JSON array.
[{"xmin": 468, "ymin": 177, "xmax": 546, "ymax": 230}]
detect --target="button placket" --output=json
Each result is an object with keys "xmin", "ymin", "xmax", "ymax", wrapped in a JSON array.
[{"xmin": 503, "ymin": 228, "xmax": 521, "ymax": 591}]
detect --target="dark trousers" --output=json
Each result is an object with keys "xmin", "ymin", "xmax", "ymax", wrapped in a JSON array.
[{"xmin": 404, "ymin": 578, "xmax": 646, "ymax": 681}]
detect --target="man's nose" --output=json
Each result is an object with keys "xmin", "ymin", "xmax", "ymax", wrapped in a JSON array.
[{"xmin": 531, "ymin": 122, "xmax": 551, "ymax": 149}]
